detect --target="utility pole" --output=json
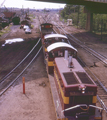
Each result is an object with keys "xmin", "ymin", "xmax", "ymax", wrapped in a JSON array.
[
  {"xmin": 77, "ymin": 5, "xmax": 80, "ymax": 29},
  {"xmin": 101, "ymin": 19, "xmax": 103, "ymax": 41},
  {"xmin": 0, "ymin": 0, "xmax": 6, "ymax": 13}
]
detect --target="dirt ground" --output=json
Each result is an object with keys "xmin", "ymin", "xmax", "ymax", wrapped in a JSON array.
[
  {"xmin": 0, "ymin": 52, "xmax": 56, "ymax": 120},
  {"xmin": 0, "ymin": 12, "xmax": 107, "ymax": 120}
]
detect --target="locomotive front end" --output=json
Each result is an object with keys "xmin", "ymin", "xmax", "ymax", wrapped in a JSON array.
[{"xmin": 54, "ymin": 56, "xmax": 103, "ymax": 120}]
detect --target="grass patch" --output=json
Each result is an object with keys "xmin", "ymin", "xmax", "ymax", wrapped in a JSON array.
[
  {"xmin": 31, "ymin": 24, "xmax": 34, "ymax": 29},
  {"xmin": 29, "ymin": 14, "xmax": 35, "ymax": 18},
  {"xmin": 29, "ymin": 14, "xmax": 36, "ymax": 22},
  {"xmin": 0, "ymin": 24, "xmax": 11, "ymax": 36},
  {"xmin": 59, "ymin": 17, "xmax": 67, "ymax": 23}
]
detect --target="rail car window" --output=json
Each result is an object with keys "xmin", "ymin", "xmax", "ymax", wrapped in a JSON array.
[{"xmin": 70, "ymin": 96, "xmax": 92, "ymax": 105}]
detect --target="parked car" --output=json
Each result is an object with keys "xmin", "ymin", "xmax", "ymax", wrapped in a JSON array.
[
  {"xmin": 25, "ymin": 28, "xmax": 31, "ymax": 34},
  {"xmin": 23, "ymin": 25, "xmax": 29, "ymax": 31}
]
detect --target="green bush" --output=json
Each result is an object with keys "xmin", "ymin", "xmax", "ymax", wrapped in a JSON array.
[{"xmin": 60, "ymin": 5, "xmax": 107, "ymax": 32}]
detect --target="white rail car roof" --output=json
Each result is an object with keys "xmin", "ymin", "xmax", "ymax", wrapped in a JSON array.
[
  {"xmin": 47, "ymin": 42, "xmax": 77, "ymax": 52},
  {"xmin": 44, "ymin": 34, "xmax": 68, "ymax": 40}
]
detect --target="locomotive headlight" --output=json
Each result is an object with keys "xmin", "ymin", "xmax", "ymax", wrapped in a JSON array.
[
  {"xmin": 78, "ymin": 85, "xmax": 86, "ymax": 94},
  {"xmin": 82, "ymin": 90, "xmax": 85, "ymax": 94},
  {"xmin": 82, "ymin": 86, "xmax": 86, "ymax": 94},
  {"xmin": 82, "ymin": 87, "xmax": 85, "ymax": 91}
]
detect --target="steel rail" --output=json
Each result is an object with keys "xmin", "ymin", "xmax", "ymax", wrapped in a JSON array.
[
  {"xmin": 77, "ymin": 56, "xmax": 107, "ymax": 112},
  {"xmin": 97, "ymin": 95, "xmax": 107, "ymax": 113},
  {"xmin": 0, "ymin": 45, "xmax": 42, "ymax": 96},
  {"xmin": 67, "ymin": 35, "xmax": 107, "ymax": 65},
  {"xmin": 76, "ymin": 51, "xmax": 107, "ymax": 112},
  {"xmin": 54, "ymin": 22, "xmax": 107, "ymax": 65},
  {"xmin": 77, "ymin": 56, "xmax": 107, "ymax": 93},
  {"xmin": 77, "ymin": 52, "xmax": 107, "ymax": 112},
  {"xmin": 53, "ymin": 25, "xmax": 71, "ymax": 45},
  {"xmin": 53, "ymin": 25, "xmax": 59, "ymax": 34},
  {"xmin": 0, "ymin": 38, "xmax": 41, "ymax": 83}
]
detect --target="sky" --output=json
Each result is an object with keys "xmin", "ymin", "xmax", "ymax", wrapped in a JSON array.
[{"xmin": 0, "ymin": 0, "xmax": 66, "ymax": 9}]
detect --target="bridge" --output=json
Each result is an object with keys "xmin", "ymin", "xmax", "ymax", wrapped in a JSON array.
[
  {"xmin": 29, "ymin": 0, "xmax": 107, "ymax": 31},
  {"xmin": 29, "ymin": 0, "xmax": 107, "ymax": 14}
]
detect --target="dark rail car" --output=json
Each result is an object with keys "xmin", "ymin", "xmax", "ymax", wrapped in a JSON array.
[{"xmin": 40, "ymin": 23, "xmax": 53, "ymax": 39}]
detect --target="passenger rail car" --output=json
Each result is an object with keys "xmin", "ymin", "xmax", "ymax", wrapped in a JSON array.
[
  {"xmin": 40, "ymin": 23, "xmax": 53, "ymax": 39},
  {"xmin": 42, "ymin": 33, "xmax": 69, "ymax": 54},
  {"xmin": 43, "ymin": 33, "xmax": 69, "ymax": 47},
  {"xmin": 54, "ymin": 52, "xmax": 103, "ymax": 120}
]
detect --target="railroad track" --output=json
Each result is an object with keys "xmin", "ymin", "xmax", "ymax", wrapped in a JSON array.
[
  {"xmin": 54, "ymin": 22, "xmax": 107, "ymax": 66},
  {"xmin": 0, "ymin": 38, "xmax": 42, "ymax": 96},
  {"xmin": 67, "ymin": 34, "xmax": 107, "ymax": 66},
  {"xmin": 83, "ymin": 62, "xmax": 107, "ymax": 113}
]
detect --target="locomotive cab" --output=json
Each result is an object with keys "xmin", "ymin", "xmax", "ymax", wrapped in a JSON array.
[{"xmin": 46, "ymin": 42, "xmax": 77, "ymax": 74}]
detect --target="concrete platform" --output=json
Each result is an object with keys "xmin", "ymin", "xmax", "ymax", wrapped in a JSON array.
[{"xmin": 48, "ymin": 73, "xmax": 68, "ymax": 120}]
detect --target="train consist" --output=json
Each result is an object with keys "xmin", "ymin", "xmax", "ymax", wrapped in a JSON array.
[{"xmin": 40, "ymin": 23, "xmax": 103, "ymax": 120}]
